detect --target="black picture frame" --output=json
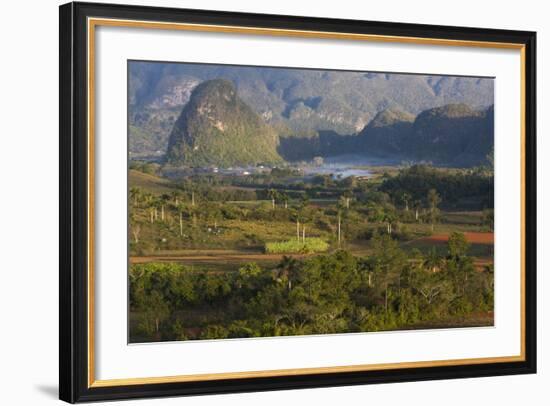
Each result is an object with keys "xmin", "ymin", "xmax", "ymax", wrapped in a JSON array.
[{"xmin": 59, "ymin": 1, "xmax": 537, "ymax": 403}]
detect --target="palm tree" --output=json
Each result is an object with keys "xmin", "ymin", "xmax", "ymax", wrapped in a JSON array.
[
  {"xmin": 141, "ymin": 191, "xmax": 153, "ymax": 205},
  {"xmin": 129, "ymin": 210, "xmax": 141, "ymax": 243},
  {"xmin": 280, "ymin": 192, "xmax": 289, "ymax": 209},
  {"xmin": 177, "ymin": 203, "xmax": 187, "ymax": 237},
  {"xmin": 150, "ymin": 197, "xmax": 162, "ymax": 222},
  {"xmin": 412, "ymin": 200, "xmax": 422, "ymax": 222},
  {"xmin": 401, "ymin": 192, "xmax": 411, "ymax": 211},
  {"xmin": 130, "ymin": 187, "xmax": 142, "ymax": 207},
  {"xmin": 160, "ymin": 194, "xmax": 171, "ymax": 221},
  {"xmin": 145, "ymin": 196, "xmax": 159, "ymax": 223},
  {"xmin": 383, "ymin": 211, "xmax": 397, "ymax": 235},
  {"xmin": 268, "ymin": 189, "xmax": 278, "ymax": 209},
  {"xmin": 188, "ymin": 186, "xmax": 196, "ymax": 206},
  {"xmin": 427, "ymin": 189, "xmax": 441, "ymax": 232},
  {"xmin": 335, "ymin": 203, "xmax": 346, "ymax": 247},
  {"xmin": 423, "ymin": 247, "xmax": 442, "ymax": 273},
  {"xmin": 213, "ymin": 209, "xmax": 221, "ymax": 231},
  {"xmin": 292, "ymin": 212, "xmax": 301, "ymax": 242},
  {"xmin": 277, "ymin": 256, "xmax": 300, "ymax": 291},
  {"xmin": 341, "ymin": 190, "xmax": 353, "ymax": 209},
  {"xmin": 170, "ymin": 190, "xmax": 181, "ymax": 206},
  {"xmin": 337, "ymin": 210, "xmax": 342, "ymax": 247},
  {"xmin": 131, "ymin": 222, "xmax": 141, "ymax": 243}
]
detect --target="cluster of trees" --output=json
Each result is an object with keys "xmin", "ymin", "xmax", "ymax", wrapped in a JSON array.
[
  {"xmin": 379, "ymin": 164, "xmax": 494, "ymax": 210},
  {"xmin": 130, "ymin": 232, "xmax": 493, "ymax": 342}
]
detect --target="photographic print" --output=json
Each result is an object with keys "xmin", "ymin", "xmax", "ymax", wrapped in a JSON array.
[
  {"xmin": 128, "ymin": 61, "xmax": 495, "ymax": 343},
  {"xmin": 60, "ymin": 4, "xmax": 536, "ymax": 401}
]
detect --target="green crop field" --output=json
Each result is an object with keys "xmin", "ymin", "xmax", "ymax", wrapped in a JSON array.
[{"xmin": 265, "ymin": 238, "xmax": 330, "ymax": 254}]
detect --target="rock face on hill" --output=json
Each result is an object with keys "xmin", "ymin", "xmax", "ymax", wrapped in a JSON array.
[{"xmin": 165, "ymin": 80, "xmax": 281, "ymax": 167}]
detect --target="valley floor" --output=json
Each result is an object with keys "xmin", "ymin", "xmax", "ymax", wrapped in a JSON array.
[{"xmin": 127, "ymin": 164, "xmax": 494, "ymax": 342}]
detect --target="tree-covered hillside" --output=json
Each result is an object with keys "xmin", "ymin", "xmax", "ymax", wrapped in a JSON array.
[
  {"xmin": 165, "ymin": 79, "xmax": 282, "ymax": 167},
  {"xmin": 356, "ymin": 104, "xmax": 494, "ymax": 166},
  {"xmin": 276, "ymin": 104, "xmax": 494, "ymax": 166}
]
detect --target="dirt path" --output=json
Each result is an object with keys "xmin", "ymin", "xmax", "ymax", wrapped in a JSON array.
[
  {"xmin": 130, "ymin": 252, "xmax": 311, "ymax": 264},
  {"xmin": 131, "ymin": 250, "xmax": 491, "ymax": 269}
]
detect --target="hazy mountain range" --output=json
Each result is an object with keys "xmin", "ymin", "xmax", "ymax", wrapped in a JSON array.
[{"xmin": 129, "ymin": 62, "xmax": 494, "ymax": 167}]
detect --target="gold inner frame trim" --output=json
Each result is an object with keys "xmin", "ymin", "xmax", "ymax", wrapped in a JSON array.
[{"xmin": 87, "ymin": 17, "xmax": 527, "ymax": 388}]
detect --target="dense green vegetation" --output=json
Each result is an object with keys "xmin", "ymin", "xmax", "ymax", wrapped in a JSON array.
[
  {"xmin": 130, "ymin": 233, "xmax": 493, "ymax": 342},
  {"xmin": 380, "ymin": 164, "xmax": 494, "ymax": 210},
  {"xmin": 128, "ymin": 162, "xmax": 494, "ymax": 342}
]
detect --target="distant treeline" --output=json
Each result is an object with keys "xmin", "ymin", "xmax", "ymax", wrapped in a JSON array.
[
  {"xmin": 380, "ymin": 165, "xmax": 494, "ymax": 210},
  {"xmin": 171, "ymin": 164, "xmax": 494, "ymax": 210}
]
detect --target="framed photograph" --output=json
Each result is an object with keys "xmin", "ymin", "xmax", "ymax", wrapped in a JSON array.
[{"xmin": 59, "ymin": 2, "xmax": 536, "ymax": 402}]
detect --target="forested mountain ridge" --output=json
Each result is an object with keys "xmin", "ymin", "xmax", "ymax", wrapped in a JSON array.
[
  {"xmin": 406, "ymin": 104, "xmax": 494, "ymax": 164},
  {"xmin": 275, "ymin": 103, "xmax": 494, "ymax": 166},
  {"xmin": 129, "ymin": 62, "xmax": 494, "ymax": 160},
  {"xmin": 359, "ymin": 109, "xmax": 416, "ymax": 155},
  {"xmin": 355, "ymin": 104, "xmax": 494, "ymax": 166},
  {"xmin": 160, "ymin": 79, "xmax": 493, "ymax": 167}
]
